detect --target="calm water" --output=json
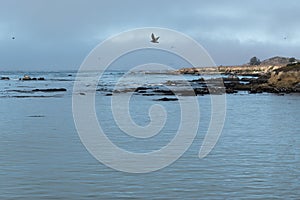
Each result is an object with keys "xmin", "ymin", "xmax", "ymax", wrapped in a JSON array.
[{"xmin": 0, "ymin": 71, "xmax": 299, "ymax": 199}]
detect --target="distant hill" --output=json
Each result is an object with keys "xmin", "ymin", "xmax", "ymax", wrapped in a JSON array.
[{"xmin": 260, "ymin": 56, "xmax": 299, "ymax": 66}]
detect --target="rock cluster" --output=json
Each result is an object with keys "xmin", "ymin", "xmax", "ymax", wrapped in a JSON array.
[{"xmin": 19, "ymin": 75, "xmax": 45, "ymax": 81}]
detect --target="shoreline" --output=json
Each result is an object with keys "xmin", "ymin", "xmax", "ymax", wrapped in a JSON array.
[
  {"xmin": 1, "ymin": 64, "xmax": 299, "ymax": 99},
  {"xmin": 175, "ymin": 63, "xmax": 300, "ymax": 95}
]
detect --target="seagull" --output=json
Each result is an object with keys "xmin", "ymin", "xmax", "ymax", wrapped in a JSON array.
[{"xmin": 150, "ymin": 33, "xmax": 159, "ymax": 43}]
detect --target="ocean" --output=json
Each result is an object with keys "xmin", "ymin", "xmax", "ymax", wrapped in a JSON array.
[{"xmin": 0, "ymin": 71, "xmax": 299, "ymax": 199}]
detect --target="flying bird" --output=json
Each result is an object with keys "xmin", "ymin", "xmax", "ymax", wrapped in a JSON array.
[
  {"xmin": 12, "ymin": 37, "xmax": 15, "ymax": 40},
  {"xmin": 150, "ymin": 33, "xmax": 159, "ymax": 43}
]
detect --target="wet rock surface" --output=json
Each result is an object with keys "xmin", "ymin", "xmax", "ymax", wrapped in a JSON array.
[
  {"xmin": 32, "ymin": 88, "xmax": 67, "ymax": 92},
  {"xmin": 154, "ymin": 97, "xmax": 178, "ymax": 101},
  {"xmin": 9, "ymin": 88, "xmax": 67, "ymax": 93},
  {"xmin": 1, "ymin": 77, "xmax": 10, "ymax": 80}
]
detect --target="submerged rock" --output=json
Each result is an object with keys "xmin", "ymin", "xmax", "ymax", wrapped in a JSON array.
[
  {"xmin": 1, "ymin": 77, "xmax": 10, "ymax": 80},
  {"xmin": 153, "ymin": 89, "xmax": 175, "ymax": 96},
  {"xmin": 27, "ymin": 115, "xmax": 45, "ymax": 118},
  {"xmin": 32, "ymin": 88, "xmax": 67, "ymax": 92},
  {"xmin": 154, "ymin": 97, "xmax": 178, "ymax": 101}
]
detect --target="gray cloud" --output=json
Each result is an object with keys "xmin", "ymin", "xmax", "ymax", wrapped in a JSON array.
[{"xmin": 0, "ymin": 0, "xmax": 299, "ymax": 70}]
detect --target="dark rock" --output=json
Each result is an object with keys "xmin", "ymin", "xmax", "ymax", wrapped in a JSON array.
[
  {"xmin": 194, "ymin": 88, "xmax": 209, "ymax": 95},
  {"xmin": 255, "ymin": 74, "xmax": 270, "ymax": 84},
  {"xmin": 226, "ymin": 88, "xmax": 238, "ymax": 94},
  {"xmin": 96, "ymin": 88, "xmax": 109, "ymax": 92},
  {"xmin": 294, "ymin": 83, "xmax": 300, "ymax": 92},
  {"xmin": 1, "ymin": 77, "xmax": 10, "ymax": 80},
  {"xmin": 32, "ymin": 88, "xmax": 67, "ymax": 92},
  {"xmin": 38, "ymin": 77, "xmax": 45, "ymax": 80},
  {"xmin": 142, "ymin": 93, "xmax": 155, "ymax": 96},
  {"xmin": 190, "ymin": 77, "xmax": 205, "ymax": 82},
  {"xmin": 153, "ymin": 89, "xmax": 175, "ymax": 95},
  {"xmin": 137, "ymin": 90, "xmax": 147, "ymax": 94},
  {"xmin": 243, "ymin": 73, "xmax": 261, "ymax": 77},
  {"xmin": 249, "ymin": 87, "xmax": 263, "ymax": 94},
  {"xmin": 224, "ymin": 82, "xmax": 252, "ymax": 91},
  {"xmin": 134, "ymin": 87, "xmax": 150, "ymax": 92},
  {"xmin": 155, "ymin": 97, "xmax": 178, "ymax": 101},
  {"xmin": 223, "ymin": 76, "xmax": 240, "ymax": 82},
  {"xmin": 240, "ymin": 77, "xmax": 254, "ymax": 82}
]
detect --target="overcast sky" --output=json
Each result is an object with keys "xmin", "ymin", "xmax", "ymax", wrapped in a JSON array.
[{"xmin": 0, "ymin": 0, "xmax": 299, "ymax": 71}]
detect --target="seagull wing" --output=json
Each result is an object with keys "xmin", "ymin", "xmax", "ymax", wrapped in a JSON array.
[{"xmin": 151, "ymin": 33, "xmax": 155, "ymax": 40}]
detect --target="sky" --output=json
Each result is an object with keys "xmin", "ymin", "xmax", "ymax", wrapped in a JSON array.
[{"xmin": 0, "ymin": 0, "xmax": 299, "ymax": 71}]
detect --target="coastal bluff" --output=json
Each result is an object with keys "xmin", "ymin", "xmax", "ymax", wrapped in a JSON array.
[{"xmin": 268, "ymin": 64, "xmax": 300, "ymax": 89}]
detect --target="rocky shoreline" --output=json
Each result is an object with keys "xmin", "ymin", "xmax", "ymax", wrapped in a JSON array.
[
  {"xmin": 1, "ymin": 63, "xmax": 299, "ymax": 99},
  {"xmin": 176, "ymin": 64, "xmax": 300, "ymax": 94},
  {"xmin": 177, "ymin": 65, "xmax": 280, "ymax": 76},
  {"xmin": 103, "ymin": 63, "xmax": 300, "ymax": 99}
]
